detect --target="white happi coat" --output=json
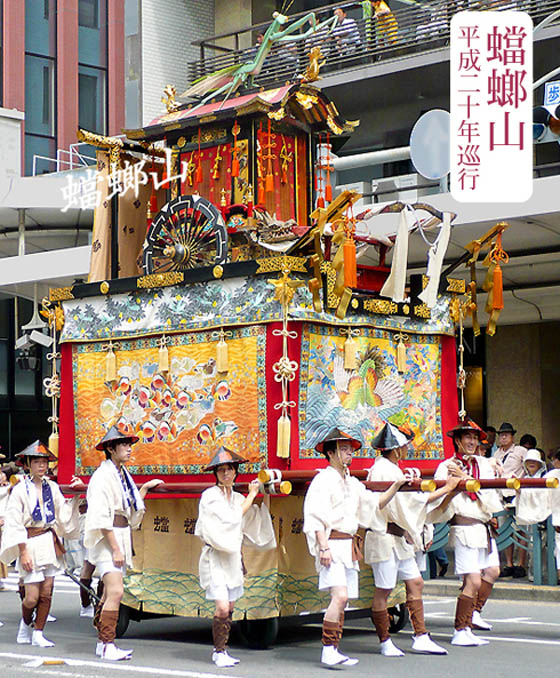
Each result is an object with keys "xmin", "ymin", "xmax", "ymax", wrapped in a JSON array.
[
  {"xmin": 432, "ymin": 455, "xmax": 502, "ymax": 549},
  {"xmin": 516, "ymin": 469, "xmax": 560, "ymax": 525},
  {"xmin": 516, "ymin": 469, "xmax": 560, "ymax": 565},
  {"xmin": 364, "ymin": 456, "xmax": 429, "ymax": 564},
  {"xmin": 195, "ymin": 485, "xmax": 276, "ymax": 592},
  {"xmin": 84, "ymin": 460, "xmax": 145, "ymax": 570},
  {"xmin": 0, "ymin": 477, "xmax": 79, "ymax": 575},
  {"xmin": 303, "ymin": 465, "xmax": 385, "ymax": 572}
]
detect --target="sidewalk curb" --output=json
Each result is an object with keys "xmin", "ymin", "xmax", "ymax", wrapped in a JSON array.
[{"xmin": 423, "ymin": 579, "xmax": 560, "ymax": 602}]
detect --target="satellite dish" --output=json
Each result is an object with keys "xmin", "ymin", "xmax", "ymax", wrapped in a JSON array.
[{"xmin": 410, "ymin": 109, "xmax": 450, "ymax": 180}]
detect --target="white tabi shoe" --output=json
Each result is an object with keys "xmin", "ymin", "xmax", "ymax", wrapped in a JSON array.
[
  {"xmin": 95, "ymin": 641, "xmax": 103, "ymax": 656},
  {"xmin": 80, "ymin": 605, "xmax": 95, "ymax": 618},
  {"xmin": 47, "ymin": 614, "xmax": 56, "ymax": 622},
  {"xmin": 212, "ymin": 651, "xmax": 238, "ymax": 668},
  {"xmin": 16, "ymin": 619, "xmax": 33, "ymax": 644},
  {"xmin": 32, "ymin": 630, "xmax": 55, "ymax": 647},
  {"xmin": 321, "ymin": 645, "xmax": 347, "ymax": 666},
  {"xmin": 411, "ymin": 633, "xmax": 448, "ymax": 655},
  {"xmin": 100, "ymin": 642, "xmax": 133, "ymax": 661},
  {"xmin": 380, "ymin": 638, "xmax": 404, "ymax": 657},
  {"xmin": 212, "ymin": 650, "xmax": 240, "ymax": 665},
  {"xmin": 451, "ymin": 629, "xmax": 479, "ymax": 646},
  {"xmin": 472, "ymin": 611, "xmax": 493, "ymax": 631},
  {"xmin": 338, "ymin": 651, "xmax": 359, "ymax": 666},
  {"xmin": 466, "ymin": 628, "xmax": 489, "ymax": 646}
]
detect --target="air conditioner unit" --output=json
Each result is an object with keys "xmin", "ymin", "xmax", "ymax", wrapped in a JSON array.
[
  {"xmin": 372, "ymin": 173, "xmax": 437, "ymax": 203},
  {"xmin": 334, "ymin": 181, "xmax": 372, "ymax": 212}
]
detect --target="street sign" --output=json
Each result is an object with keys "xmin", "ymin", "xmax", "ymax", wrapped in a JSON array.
[{"xmin": 544, "ymin": 81, "xmax": 560, "ymax": 106}]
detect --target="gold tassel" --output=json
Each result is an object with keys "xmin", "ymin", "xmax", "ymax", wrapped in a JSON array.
[
  {"xmin": 277, "ymin": 414, "xmax": 291, "ymax": 458},
  {"xmin": 344, "ymin": 336, "xmax": 358, "ymax": 370},
  {"xmin": 105, "ymin": 343, "xmax": 116, "ymax": 382},
  {"xmin": 48, "ymin": 432, "xmax": 59, "ymax": 459},
  {"xmin": 158, "ymin": 337, "xmax": 169, "ymax": 373},
  {"xmin": 395, "ymin": 333, "xmax": 408, "ymax": 373},
  {"xmin": 217, "ymin": 338, "xmax": 228, "ymax": 373}
]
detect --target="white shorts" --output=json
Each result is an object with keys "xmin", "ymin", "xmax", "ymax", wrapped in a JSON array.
[
  {"xmin": 96, "ymin": 560, "xmax": 127, "ymax": 579},
  {"xmin": 21, "ymin": 564, "xmax": 61, "ymax": 585},
  {"xmin": 319, "ymin": 562, "xmax": 359, "ymax": 599},
  {"xmin": 415, "ymin": 551, "xmax": 427, "ymax": 573},
  {"xmin": 454, "ymin": 539, "xmax": 500, "ymax": 575},
  {"xmin": 206, "ymin": 584, "xmax": 244, "ymax": 602},
  {"xmin": 371, "ymin": 551, "xmax": 421, "ymax": 589}
]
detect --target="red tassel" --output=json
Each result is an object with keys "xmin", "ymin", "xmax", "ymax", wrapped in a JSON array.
[
  {"xmin": 196, "ymin": 128, "xmax": 203, "ymax": 185},
  {"xmin": 150, "ymin": 192, "xmax": 158, "ymax": 214},
  {"xmin": 344, "ymin": 237, "xmax": 357, "ymax": 288},
  {"xmin": 325, "ymin": 183, "xmax": 332, "ymax": 202},
  {"xmin": 231, "ymin": 155, "xmax": 239, "ymax": 178},
  {"xmin": 265, "ymin": 172, "xmax": 274, "ymax": 193},
  {"xmin": 257, "ymin": 179, "xmax": 265, "ymax": 205},
  {"xmin": 316, "ymin": 195, "xmax": 325, "ymax": 208},
  {"xmin": 161, "ymin": 170, "xmax": 169, "ymax": 189},
  {"xmin": 492, "ymin": 263, "xmax": 503, "ymax": 310}
]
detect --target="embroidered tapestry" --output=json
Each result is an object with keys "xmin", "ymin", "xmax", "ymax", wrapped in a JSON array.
[{"xmin": 72, "ymin": 326, "xmax": 267, "ymax": 475}]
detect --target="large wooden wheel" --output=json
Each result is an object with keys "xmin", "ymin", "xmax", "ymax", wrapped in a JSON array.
[{"xmin": 143, "ymin": 194, "xmax": 227, "ymax": 274}]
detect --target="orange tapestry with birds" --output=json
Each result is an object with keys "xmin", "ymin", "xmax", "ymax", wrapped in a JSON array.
[
  {"xmin": 71, "ymin": 326, "xmax": 267, "ymax": 475},
  {"xmin": 298, "ymin": 324, "xmax": 444, "ymax": 460}
]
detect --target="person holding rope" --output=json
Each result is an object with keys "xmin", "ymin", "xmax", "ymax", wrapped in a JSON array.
[
  {"xmin": 0, "ymin": 441, "xmax": 81, "ymax": 647},
  {"xmin": 85, "ymin": 425, "xmax": 163, "ymax": 661},
  {"xmin": 195, "ymin": 446, "xmax": 276, "ymax": 668},
  {"xmin": 366, "ymin": 422, "xmax": 454, "ymax": 656},
  {"xmin": 432, "ymin": 421, "xmax": 502, "ymax": 646},
  {"xmin": 303, "ymin": 427, "xmax": 406, "ymax": 667}
]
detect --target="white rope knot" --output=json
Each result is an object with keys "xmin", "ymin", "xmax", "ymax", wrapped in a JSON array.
[
  {"xmin": 43, "ymin": 374, "xmax": 61, "ymax": 398},
  {"xmin": 272, "ymin": 357, "xmax": 298, "ymax": 382}
]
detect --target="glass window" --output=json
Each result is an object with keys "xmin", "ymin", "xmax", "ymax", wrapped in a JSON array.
[
  {"xmin": 25, "ymin": 55, "xmax": 55, "ymax": 136},
  {"xmin": 24, "ymin": 134, "xmax": 56, "ymax": 175},
  {"xmin": 79, "ymin": 0, "xmax": 98, "ymax": 28},
  {"xmin": 14, "ymin": 350, "xmax": 37, "ymax": 396},
  {"xmin": 79, "ymin": 0, "xmax": 107, "ymax": 68},
  {"xmin": 25, "ymin": 0, "xmax": 56, "ymax": 58},
  {"xmin": 0, "ymin": 341, "xmax": 7, "ymax": 396},
  {"xmin": 79, "ymin": 65, "xmax": 106, "ymax": 133}
]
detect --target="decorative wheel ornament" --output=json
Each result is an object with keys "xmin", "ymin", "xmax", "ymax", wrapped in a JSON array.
[{"xmin": 143, "ymin": 194, "xmax": 227, "ymax": 274}]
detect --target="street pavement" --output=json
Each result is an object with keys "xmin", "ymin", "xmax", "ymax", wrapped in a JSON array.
[{"xmin": 0, "ymin": 570, "xmax": 558, "ymax": 678}]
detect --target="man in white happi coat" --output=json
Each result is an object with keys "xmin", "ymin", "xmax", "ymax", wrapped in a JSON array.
[
  {"xmin": 0, "ymin": 441, "xmax": 80, "ymax": 647},
  {"xmin": 432, "ymin": 421, "xmax": 502, "ymax": 646},
  {"xmin": 85, "ymin": 426, "xmax": 162, "ymax": 661},
  {"xmin": 303, "ymin": 427, "xmax": 405, "ymax": 667},
  {"xmin": 195, "ymin": 446, "xmax": 276, "ymax": 668},
  {"xmin": 366, "ymin": 422, "xmax": 451, "ymax": 656},
  {"xmin": 515, "ymin": 448, "xmax": 560, "ymax": 581}
]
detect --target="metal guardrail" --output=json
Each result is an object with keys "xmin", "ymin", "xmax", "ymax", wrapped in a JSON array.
[
  {"xmin": 425, "ymin": 512, "xmax": 558, "ymax": 585},
  {"xmin": 187, "ymin": 0, "xmax": 560, "ymax": 91}
]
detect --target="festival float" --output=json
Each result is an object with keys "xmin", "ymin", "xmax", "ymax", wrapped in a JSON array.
[{"xmin": 42, "ymin": 11, "xmax": 525, "ymax": 646}]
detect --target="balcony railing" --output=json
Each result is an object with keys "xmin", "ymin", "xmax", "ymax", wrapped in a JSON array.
[{"xmin": 187, "ymin": 0, "xmax": 560, "ymax": 93}]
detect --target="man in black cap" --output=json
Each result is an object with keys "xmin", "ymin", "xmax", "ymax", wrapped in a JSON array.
[
  {"xmin": 494, "ymin": 422, "xmax": 526, "ymax": 577},
  {"xmin": 366, "ymin": 422, "xmax": 453, "ymax": 656},
  {"xmin": 195, "ymin": 446, "xmax": 275, "ymax": 668},
  {"xmin": 303, "ymin": 427, "xmax": 405, "ymax": 667},
  {"xmin": 432, "ymin": 420, "xmax": 502, "ymax": 646},
  {"xmin": 84, "ymin": 425, "xmax": 162, "ymax": 661}
]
